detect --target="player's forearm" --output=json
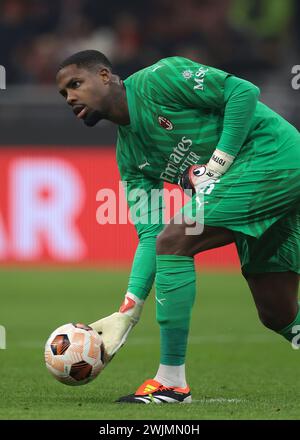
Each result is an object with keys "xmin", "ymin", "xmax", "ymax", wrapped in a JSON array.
[
  {"xmin": 89, "ymin": 236, "xmax": 158, "ymax": 359},
  {"xmin": 216, "ymin": 75, "xmax": 260, "ymax": 157},
  {"xmin": 116, "ymin": 236, "xmax": 157, "ymax": 328},
  {"xmin": 181, "ymin": 77, "xmax": 260, "ymax": 191},
  {"xmin": 127, "ymin": 236, "xmax": 157, "ymax": 301}
]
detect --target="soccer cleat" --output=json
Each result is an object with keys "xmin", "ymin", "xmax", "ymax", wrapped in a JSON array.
[{"xmin": 116, "ymin": 379, "xmax": 192, "ymax": 404}]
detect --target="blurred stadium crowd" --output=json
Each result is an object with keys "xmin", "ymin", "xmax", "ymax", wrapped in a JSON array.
[{"xmin": 1, "ymin": 0, "xmax": 299, "ymax": 84}]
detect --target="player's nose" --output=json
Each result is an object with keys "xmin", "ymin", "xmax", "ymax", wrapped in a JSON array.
[{"xmin": 66, "ymin": 93, "xmax": 77, "ymax": 106}]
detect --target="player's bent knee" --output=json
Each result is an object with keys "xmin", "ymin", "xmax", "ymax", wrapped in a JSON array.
[
  {"xmin": 258, "ymin": 310, "xmax": 292, "ymax": 332},
  {"xmin": 258, "ymin": 312, "xmax": 278, "ymax": 331}
]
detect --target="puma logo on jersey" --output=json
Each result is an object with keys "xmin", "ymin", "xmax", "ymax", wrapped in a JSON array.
[
  {"xmin": 151, "ymin": 65, "xmax": 163, "ymax": 72},
  {"xmin": 138, "ymin": 160, "xmax": 150, "ymax": 169},
  {"xmin": 155, "ymin": 296, "xmax": 166, "ymax": 306}
]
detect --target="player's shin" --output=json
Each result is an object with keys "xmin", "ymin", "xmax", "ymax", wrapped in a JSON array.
[{"xmin": 155, "ymin": 255, "xmax": 196, "ymax": 387}]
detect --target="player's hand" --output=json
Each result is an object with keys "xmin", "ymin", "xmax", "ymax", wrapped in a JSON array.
[
  {"xmin": 179, "ymin": 164, "xmax": 221, "ymax": 196},
  {"xmin": 89, "ymin": 312, "xmax": 136, "ymax": 365}
]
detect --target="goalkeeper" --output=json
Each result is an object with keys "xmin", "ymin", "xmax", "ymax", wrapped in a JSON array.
[{"xmin": 56, "ymin": 51, "xmax": 300, "ymax": 404}]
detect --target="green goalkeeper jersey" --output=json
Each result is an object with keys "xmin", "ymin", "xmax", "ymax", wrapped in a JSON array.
[
  {"xmin": 117, "ymin": 56, "xmax": 299, "ymax": 186},
  {"xmin": 115, "ymin": 56, "xmax": 300, "ymax": 297}
]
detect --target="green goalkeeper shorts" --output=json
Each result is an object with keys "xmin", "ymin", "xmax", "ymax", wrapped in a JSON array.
[{"xmin": 182, "ymin": 168, "xmax": 300, "ymax": 276}]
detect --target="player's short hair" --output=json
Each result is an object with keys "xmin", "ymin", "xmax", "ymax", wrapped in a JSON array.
[{"xmin": 58, "ymin": 50, "xmax": 112, "ymax": 73}]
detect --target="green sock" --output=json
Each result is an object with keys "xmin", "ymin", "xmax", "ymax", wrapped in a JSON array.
[
  {"xmin": 156, "ymin": 255, "xmax": 196, "ymax": 366},
  {"xmin": 278, "ymin": 305, "xmax": 300, "ymax": 348}
]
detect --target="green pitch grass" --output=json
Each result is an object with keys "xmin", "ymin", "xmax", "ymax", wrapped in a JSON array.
[{"xmin": 0, "ymin": 268, "xmax": 299, "ymax": 420}]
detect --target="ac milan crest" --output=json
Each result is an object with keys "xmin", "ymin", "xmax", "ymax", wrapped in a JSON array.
[{"xmin": 158, "ymin": 116, "xmax": 173, "ymax": 130}]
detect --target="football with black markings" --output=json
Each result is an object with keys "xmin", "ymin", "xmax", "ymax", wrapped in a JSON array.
[{"xmin": 44, "ymin": 323, "xmax": 105, "ymax": 386}]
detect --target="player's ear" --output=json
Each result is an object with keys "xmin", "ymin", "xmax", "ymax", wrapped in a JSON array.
[{"xmin": 98, "ymin": 67, "xmax": 111, "ymax": 85}]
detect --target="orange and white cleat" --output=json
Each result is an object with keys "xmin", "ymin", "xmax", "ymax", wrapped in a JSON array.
[{"xmin": 116, "ymin": 379, "xmax": 192, "ymax": 404}]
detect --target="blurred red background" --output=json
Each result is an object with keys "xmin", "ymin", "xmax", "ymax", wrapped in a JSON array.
[{"xmin": 0, "ymin": 147, "xmax": 239, "ymax": 269}]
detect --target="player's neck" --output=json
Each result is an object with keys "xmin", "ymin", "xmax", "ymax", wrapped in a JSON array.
[{"xmin": 107, "ymin": 79, "xmax": 130, "ymax": 126}]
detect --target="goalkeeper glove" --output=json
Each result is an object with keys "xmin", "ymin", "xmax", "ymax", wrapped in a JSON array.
[
  {"xmin": 89, "ymin": 293, "xmax": 144, "ymax": 364},
  {"xmin": 179, "ymin": 164, "xmax": 220, "ymax": 195},
  {"xmin": 179, "ymin": 149, "xmax": 235, "ymax": 195}
]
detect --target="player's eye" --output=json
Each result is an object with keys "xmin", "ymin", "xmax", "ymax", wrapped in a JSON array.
[{"xmin": 72, "ymin": 80, "xmax": 81, "ymax": 89}]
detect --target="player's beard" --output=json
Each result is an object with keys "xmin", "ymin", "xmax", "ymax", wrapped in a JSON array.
[{"xmin": 84, "ymin": 110, "xmax": 104, "ymax": 127}]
